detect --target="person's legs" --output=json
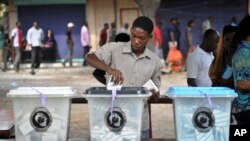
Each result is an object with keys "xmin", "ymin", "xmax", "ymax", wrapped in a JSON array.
[
  {"xmin": 141, "ymin": 129, "xmax": 149, "ymax": 139},
  {"xmin": 69, "ymin": 44, "xmax": 73, "ymax": 67},
  {"xmin": 30, "ymin": 47, "xmax": 37, "ymax": 74},
  {"xmin": 13, "ymin": 47, "xmax": 21, "ymax": 72},
  {"xmin": 35, "ymin": 47, "xmax": 42, "ymax": 68},
  {"xmin": 63, "ymin": 44, "xmax": 71, "ymax": 66},
  {"xmin": 3, "ymin": 48, "xmax": 8, "ymax": 71},
  {"xmin": 83, "ymin": 46, "xmax": 90, "ymax": 66}
]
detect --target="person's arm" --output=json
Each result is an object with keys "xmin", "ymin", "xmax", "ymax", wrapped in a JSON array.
[
  {"xmin": 237, "ymin": 81, "xmax": 250, "ymax": 91},
  {"xmin": 170, "ymin": 31, "xmax": 175, "ymax": 42},
  {"xmin": 86, "ymin": 54, "xmax": 123, "ymax": 85},
  {"xmin": 186, "ymin": 53, "xmax": 199, "ymax": 87},
  {"xmin": 150, "ymin": 58, "xmax": 162, "ymax": 99},
  {"xmin": 26, "ymin": 29, "xmax": 32, "ymax": 46},
  {"xmin": 86, "ymin": 43, "xmax": 124, "ymax": 84},
  {"xmin": 186, "ymin": 30, "xmax": 192, "ymax": 46},
  {"xmin": 187, "ymin": 78, "xmax": 197, "ymax": 87}
]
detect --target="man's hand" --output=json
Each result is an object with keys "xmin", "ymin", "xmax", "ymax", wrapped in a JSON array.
[
  {"xmin": 106, "ymin": 67, "xmax": 124, "ymax": 85},
  {"xmin": 149, "ymin": 89, "xmax": 160, "ymax": 101}
]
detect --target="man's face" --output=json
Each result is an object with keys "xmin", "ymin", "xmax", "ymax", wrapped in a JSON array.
[
  {"xmin": 223, "ymin": 32, "xmax": 235, "ymax": 50},
  {"xmin": 130, "ymin": 27, "xmax": 151, "ymax": 54},
  {"xmin": 207, "ymin": 33, "xmax": 220, "ymax": 52}
]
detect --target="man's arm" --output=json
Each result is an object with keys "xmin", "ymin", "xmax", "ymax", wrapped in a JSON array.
[
  {"xmin": 187, "ymin": 78, "xmax": 197, "ymax": 87},
  {"xmin": 85, "ymin": 48, "xmax": 124, "ymax": 85},
  {"xmin": 186, "ymin": 53, "xmax": 199, "ymax": 87},
  {"xmin": 237, "ymin": 81, "xmax": 250, "ymax": 91}
]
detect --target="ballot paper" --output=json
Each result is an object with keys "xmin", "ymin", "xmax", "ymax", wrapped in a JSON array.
[
  {"xmin": 107, "ymin": 77, "xmax": 122, "ymax": 90},
  {"xmin": 143, "ymin": 79, "xmax": 159, "ymax": 92}
]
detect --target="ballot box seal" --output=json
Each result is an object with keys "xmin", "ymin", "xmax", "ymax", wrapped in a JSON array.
[
  {"xmin": 192, "ymin": 107, "xmax": 215, "ymax": 133},
  {"xmin": 30, "ymin": 107, "xmax": 52, "ymax": 132},
  {"xmin": 104, "ymin": 107, "xmax": 126, "ymax": 132}
]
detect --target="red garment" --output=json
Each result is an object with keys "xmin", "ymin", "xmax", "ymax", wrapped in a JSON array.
[
  {"xmin": 167, "ymin": 43, "xmax": 183, "ymax": 71},
  {"xmin": 17, "ymin": 28, "xmax": 22, "ymax": 47},
  {"xmin": 100, "ymin": 28, "xmax": 107, "ymax": 46},
  {"xmin": 153, "ymin": 26, "xmax": 163, "ymax": 47}
]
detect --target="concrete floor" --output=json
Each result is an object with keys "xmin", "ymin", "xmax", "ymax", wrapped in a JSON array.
[{"xmin": 0, "ymin": 65, "xmax": 187, "ymax": 140}]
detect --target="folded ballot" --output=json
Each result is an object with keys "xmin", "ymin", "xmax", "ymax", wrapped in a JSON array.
[{"xmin": 143, "ymin": 79, "xmax": 159, "ymax": 92}]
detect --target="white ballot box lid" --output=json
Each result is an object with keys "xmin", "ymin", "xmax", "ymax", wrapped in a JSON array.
[{"xmin": 7, "ymin": 87, "xmax": 77, "ymax": 98}]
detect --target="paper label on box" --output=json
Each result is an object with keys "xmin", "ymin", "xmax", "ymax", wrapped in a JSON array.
[
  {"xmin": 19, "ymin": 120, "xmax": 34, "ymax": 135},
  {"xmin": 42, "ymin": 134, "xmax": 58, "ymax": 141}
]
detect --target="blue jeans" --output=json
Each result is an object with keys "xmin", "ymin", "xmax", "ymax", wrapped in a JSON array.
[{"xmin": 141, "ymin": 129, "xmax": 149, "ymax": 139}]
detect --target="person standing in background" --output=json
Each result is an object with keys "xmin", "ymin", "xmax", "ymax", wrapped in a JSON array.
[
  {"xmin": 185, "ymin": 20, "xmax": 195, "ymax": 55},
  {"xmin": 2, "ymin": 34, "xmax": 12, "ymax": 72},
  {"xmin": 62, "ymin": 22, "xmax": 74, "ymax": 67},
  {"xmin": 109, "ymin": 22, "xmax": 116, "ymax": 42},
  {"xmin": 153, "ymin": 21, "xmax": 163, "ymax": 61},
  {"xmin": 209, "ymin": 25, "xmax": 237, "ymax": 89},
  {"xmin": 163, "ymin": 18, "xmax": 175, "ymax": 61},
  {"xmin": 174, "ymin": 17, "xmax": 181, "ymax": 50},
  {"xmin": 187, "ymin": 29, "xmax": 220, "ymax": 87},
  {"xmin": 231, "ymin": 16, "xmax": 250, "ymax": 125},
  {"xmin": 27, "ymin": 21, "xmax": 44, "ymax": 75},
  {"xmin": 119, "ymin": 23, "xmax": 129, "ymax": 34},
  {"xmin": 202, "ymin": 16, "xmax": 214, "ymax": 33},
  {"xmin": 81, "ymin": 21, "xmax": 91, "ymax": 66},
  {"xmin": 11, "ymin": 21, "xmax": 23, "ymax": 72},
  {"xmin": 99, "ymin": 23, "xmax": 109, "ymax": 47},
  {"xmin": 0, "ymin": 25, "xmax": 4, "ymax": 71}
]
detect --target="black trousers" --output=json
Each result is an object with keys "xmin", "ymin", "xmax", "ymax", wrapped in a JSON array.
[
  {"xmin": 31, "ymin": 46, "xmax": 42, "ymax": 69},
  {"xmin": 234, "ymin": 110, "xmax": 250, "ymax": 125},
  {"xmin": 83, "ymin": 46, "xmax": 90, "ymax": 66}
]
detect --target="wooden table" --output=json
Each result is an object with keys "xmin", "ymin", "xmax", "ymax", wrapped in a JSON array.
[{"xmin": 0, "ymin": 110, "xmax": 15, "ymax": 139}]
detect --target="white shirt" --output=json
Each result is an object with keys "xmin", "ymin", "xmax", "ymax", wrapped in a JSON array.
[
  {"xmin": 27, "ymin": 27, "xmax": 44, "ymax": 47},
  {"xmin": 119, "ymin": 27, "xmax": 128, "ymax": 34},
  {"xmin": 187, "ymin": 46, "xmax": 213, "ymax": 87},
  {"xmin": 80, "ymin": 25, "xmax": 90, "ymax": 47},
  {"xmin": 11, "ymin": 28, "xmax": 22, "ymax": 48}
]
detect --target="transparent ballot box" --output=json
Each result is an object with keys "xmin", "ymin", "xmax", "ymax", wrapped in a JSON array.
[
  {"xmin": 84, "ymin": 87, "xmax": 149, "ymax": 141},
  {"xmin": 7, "ymin": 87, "xmax": 77, "ymax": 141},
  {"xmin": 167, "ymin": 87, "xmax": 237, "ymax": 141}
]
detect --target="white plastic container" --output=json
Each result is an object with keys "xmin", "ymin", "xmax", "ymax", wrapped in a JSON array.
[
  {"xmin": 7, "ymin": 87, "xmax": 77, "ymax": 141},
  {"xmin": 84, "ymin": 87, "xmax": 149, "ymax": 141},
  {"xmin": 167, "ymin": 87, "xmax": 237, "ymax": 141}
]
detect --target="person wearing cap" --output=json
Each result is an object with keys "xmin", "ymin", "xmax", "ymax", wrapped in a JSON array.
[
  {"xmin": 86, "ymin": 16, "xmax": 161, "ymax": 139},
  {"xmin": 62, "ymin": 22, "xmax": 74, "ymax": 67},
  {"xmin": 27, "ymin": 21, "xmax": 44, "ymax": 75}
]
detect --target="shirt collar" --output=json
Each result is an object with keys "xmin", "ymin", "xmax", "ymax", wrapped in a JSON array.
[
  {"xmin": 122, "ymin": 41, "xmax": 152, "ymax": 59},
  {"xmin": 196, "ymin": 46, "xmax": 211, "ymax": 55}
]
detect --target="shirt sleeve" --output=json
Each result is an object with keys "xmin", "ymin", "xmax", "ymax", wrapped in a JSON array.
[
  {"xmin": 187, "ymin": 53, "xmax": 199, "ymax": 79},
  {"xmin": 93, "ymin": 42, "xmax": 117, "ymax": 65},
  {"xmin": 26, "ymin": 29, "xmax": 32, "ymax": 44},
  {"xmin": 151, "ymin": 58, "xmax": 161, "ymax": 89}
]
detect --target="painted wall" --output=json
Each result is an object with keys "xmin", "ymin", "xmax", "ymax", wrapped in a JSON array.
[
  {"xmin": 14, "ymin": 0, "xmax": 86, "ymax": 5},
  {"xmin": 18, "ymin": 5, "xmax": 86, "ymax": 59}
]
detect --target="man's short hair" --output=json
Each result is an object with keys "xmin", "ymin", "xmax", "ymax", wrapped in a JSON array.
[{"xmin": 131, "ymin": 16, "xmax": 153, "ymax": 35}]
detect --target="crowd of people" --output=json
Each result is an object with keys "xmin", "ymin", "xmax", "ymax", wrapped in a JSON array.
[{"xmin": 85, "ymin": 15, "xmax": 250, "ymax": 139}]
